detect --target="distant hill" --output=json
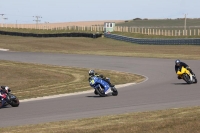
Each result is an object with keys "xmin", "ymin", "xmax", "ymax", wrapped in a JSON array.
[{"xmin": 116, "ymin": 19, "xmax": 200, "ymax": 27}]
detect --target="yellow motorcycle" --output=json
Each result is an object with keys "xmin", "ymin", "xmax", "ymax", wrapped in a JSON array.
[{"xmin": 177, "ymin": 66, "xmax": 197, "ymax": 84}]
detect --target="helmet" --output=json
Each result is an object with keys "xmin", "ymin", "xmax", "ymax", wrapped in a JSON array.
[
  {"xmin": 175, "ymin": 59, "xmax": 180, "ymax": 65},
  {"xmin": 89, "ymin": 70, "xmax": 95, "ymax": 76},
  {"xmin": 5, "ymin": 86, "xmax": 9, "ymax": 91}
]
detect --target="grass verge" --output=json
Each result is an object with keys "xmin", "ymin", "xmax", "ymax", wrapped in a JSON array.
[
  {"xmin": 1, "ymin": 106, "xmax": 200, "ymax": 133},
  {"xmin": 0, "ymin": 60, "xmax": 145, "ymax": 100},
  {"xmin": 0, "ymin": 35, "xmax": 200, "ymax": 60}
]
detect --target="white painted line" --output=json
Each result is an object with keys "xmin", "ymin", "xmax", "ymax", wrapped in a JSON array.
[
  {"xmin": 0, "ymin": 48, "xmax": 9, "ymax": 51},
  {"xmin": 20, "ymin": 83, "xmax": 136, "ymax": 102}
]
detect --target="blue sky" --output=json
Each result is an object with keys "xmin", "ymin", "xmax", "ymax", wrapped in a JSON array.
[{"xmin": 0, "ymin": 0, "xmax": 198, "ymax": 24}]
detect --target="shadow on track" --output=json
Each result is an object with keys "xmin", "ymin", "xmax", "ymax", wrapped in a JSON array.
[
  {"xmin": 86, "ymin": 95, "xmax": 112, "ymax": 98},
  {"xmin": 86, "ymin": 96, "xmax": 102, "ymax": 98},
  {"xmin": 172, "ymin": 83, "xmax": 190, "ymax": 85}
]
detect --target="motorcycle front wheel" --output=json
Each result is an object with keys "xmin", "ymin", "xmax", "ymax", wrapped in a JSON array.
[
  {"xmin": 112, "ymin": 87, "xmax": 118, "ymax": 96},
  {"xmin": 7, "ymin": 94, "xmax": 20, "ymax": 107}
]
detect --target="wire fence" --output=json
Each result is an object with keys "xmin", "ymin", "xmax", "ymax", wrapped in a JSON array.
[{"xmin": 2, "ymin": 24, "xmax": 200, "ymax": 37}]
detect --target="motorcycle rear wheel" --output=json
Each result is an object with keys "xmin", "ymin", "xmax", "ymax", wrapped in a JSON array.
[
  {"xmin": 96, "ymin": 87, "xmax": 106, "ymax": 97},
  {"xmin": 193, "ymin": 76, "xmax": 197, "ymax": 83}
]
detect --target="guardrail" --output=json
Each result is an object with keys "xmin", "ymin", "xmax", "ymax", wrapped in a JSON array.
[
  {"xmin": 104, "ymin": 33, "xmax": 200, "ymax": 45},
  {"xmin": 0, "ymin": 30, "xmax": 102, "ymax": 38}
]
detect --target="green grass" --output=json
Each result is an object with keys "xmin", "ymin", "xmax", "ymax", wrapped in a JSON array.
[{"xmin": 0, "ymin": 60, "xmax": 144, "ymax": 100}]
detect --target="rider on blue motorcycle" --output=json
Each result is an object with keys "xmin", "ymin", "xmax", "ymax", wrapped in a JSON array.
[
  {"xmin": 88, "ymin": 70, "xmax": 114, "ymax": 87},
  {"xmin": 88, "ymin": 70, "xmax": 115, "ymax": 94}
]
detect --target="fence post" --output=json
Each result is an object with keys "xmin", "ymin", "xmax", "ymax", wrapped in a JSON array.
[
  {"xmin": 194, "ymin": 29, "xmax": 196, "ymax": 36},
  {"xmin": 148, "ymin": 29, "xmax": 149, "ymax": 35},
  {"xmin": 190, "ymin": 30, "xmax": 191, "ymax": 36},
  {"xmin": 153, "ymin": 29, "xmax": 154, "ymax": 35},
  {"xmin": 114, "ymin": 26, "xmax": 117, "ymax": 32}
]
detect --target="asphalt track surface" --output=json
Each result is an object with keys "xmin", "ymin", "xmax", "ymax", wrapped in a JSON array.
[{"xmin": 0, "ymin": 51, "xmax": 199, "ymax": 127}]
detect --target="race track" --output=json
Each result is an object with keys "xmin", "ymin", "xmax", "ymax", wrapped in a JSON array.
[{"xmin": 0, "ymin": 51, "xmax": 199, "ymax": 127}]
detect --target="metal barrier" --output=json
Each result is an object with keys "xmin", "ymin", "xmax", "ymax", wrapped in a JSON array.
[{"xmin": 104, "ymin": 33, "xmax": 200, "ymax": 45}]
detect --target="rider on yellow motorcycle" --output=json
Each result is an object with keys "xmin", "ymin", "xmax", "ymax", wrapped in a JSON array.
[{"xmin": 175, "ymin": 59, "xmax": 195, "ymax": 79}]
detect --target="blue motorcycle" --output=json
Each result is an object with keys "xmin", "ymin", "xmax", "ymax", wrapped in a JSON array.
[{"xmin": 89, "ymin": 76, "xmax": 118, "ymax": 97}]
